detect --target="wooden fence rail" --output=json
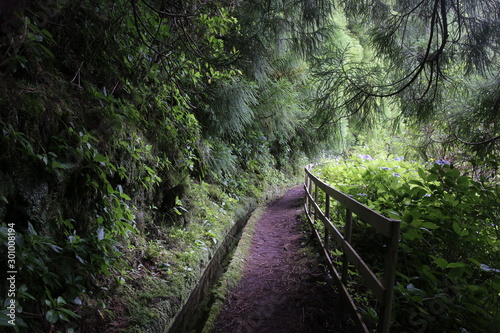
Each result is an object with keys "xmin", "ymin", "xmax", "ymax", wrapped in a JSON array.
[{"xmin": 304, "ymin": 165, "xmax": 400, "ymax": 333}]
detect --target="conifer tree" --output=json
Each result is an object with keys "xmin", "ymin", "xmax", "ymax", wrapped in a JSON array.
[{"xmin": 313, "ymin": 0, "xmax": 500, "ymax": 161}]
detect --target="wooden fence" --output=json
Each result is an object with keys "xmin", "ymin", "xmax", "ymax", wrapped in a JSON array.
[{"xmin": 304, "ymin": 165, "xmax": 400, "ymax": 333}]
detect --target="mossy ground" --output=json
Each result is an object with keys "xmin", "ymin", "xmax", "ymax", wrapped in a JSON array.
[{"xmin": 76, "ymin": 177, "xmax": 300, "ymax": 332}]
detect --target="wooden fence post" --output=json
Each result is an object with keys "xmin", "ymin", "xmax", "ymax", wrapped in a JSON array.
[
  {"xmin": 325, "ymin": 194, "xmax": 330, "ymax": 249},
  {"xmin": 304, "ymin": 172, "xmax": 310, "ymax": 213},
  {"xmin": 342, "ymin": 209, "xmax": 353, "ymax": 285},
  {"xmin": 308, "ymin": 175, "xmax": 313, "ymax": 216},
  {"xmin": 313, "ymin": 183, "xmax": 319, "ymax": 221},
  {"xmin": 378, "ymin": 220, "xmax": 401, "ymax": 333}
]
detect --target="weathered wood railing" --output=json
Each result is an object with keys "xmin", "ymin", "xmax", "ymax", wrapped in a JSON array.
[{"xmin": 304, "ymin": 165, "xmax": 400, "ymax": 333}]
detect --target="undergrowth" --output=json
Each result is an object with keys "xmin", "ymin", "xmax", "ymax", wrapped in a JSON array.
[
  {"xmin": 0, "ymin": 1, "xmax": 310, "ymax": 331},
  {"xmin": 312, "ymin": 156, "xmax": 500, "ymax": 332}
]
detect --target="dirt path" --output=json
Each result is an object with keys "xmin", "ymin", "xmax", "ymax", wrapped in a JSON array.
[{"xmin": 213, "ymin": 186, "xmax": 353, "ymax": 333}]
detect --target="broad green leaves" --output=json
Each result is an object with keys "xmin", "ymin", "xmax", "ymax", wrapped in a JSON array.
[{"xmin": 314, "ymin": 157, "xmax": 500, "ymax": 332}]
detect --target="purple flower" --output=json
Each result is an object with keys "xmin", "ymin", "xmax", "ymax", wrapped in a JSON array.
[
  {"xmin": 358, "ymin": 154, "xmax": 372, "ymax": 160},
  {"xmin": 435, "ymin": 160, "xmax": 450, "ymax": 166},
  {"xmin": 380, "ymin": 167, "xmax": 393, "ymax": 170}
]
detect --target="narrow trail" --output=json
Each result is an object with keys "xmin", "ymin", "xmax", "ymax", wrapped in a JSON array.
[{"xmin": 213, "ymin": 186, "xmax": 353, "ymax": 333}]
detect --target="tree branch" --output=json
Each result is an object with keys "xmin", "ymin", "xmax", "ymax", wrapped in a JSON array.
[{"xmin": 454, "ymin": 133, "xmax": 500, "ymax": 146}]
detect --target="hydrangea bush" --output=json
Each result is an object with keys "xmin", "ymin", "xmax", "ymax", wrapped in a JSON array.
[{"xmin": 313, "ymin": 157, "xmax": 500, "ymax": 332}]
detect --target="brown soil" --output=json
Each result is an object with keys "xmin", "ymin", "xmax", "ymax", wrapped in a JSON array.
[{"xmin": 213, "ymin": 186, "xmax": 354, "ymax": 333}]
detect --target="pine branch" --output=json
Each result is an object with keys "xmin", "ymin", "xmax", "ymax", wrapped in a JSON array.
[{"xmin": 454, "ymin": 133, "xmax": 500, "ymax": 146}]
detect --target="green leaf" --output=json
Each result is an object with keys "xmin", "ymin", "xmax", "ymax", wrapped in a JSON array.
[
  {"xmin": 446, "ymin": 168, "xmax": 460, "ymax": 178},
  {"xmin": 36, "ymin": 43, "xmax": 55, "ymax": 59},
  {"xmin": 62, "ymin": 219, "xmax": 74, "ymax": 229},
  {"xmin": 411, "ymin": 187, "xmax": 427, "ymax": 199},
  {"xmin": 446, "ymin": 262, "xmax": 467, "ymax": 268},
  {"xmin": 119, "ymin": 192, "xmax": 131, "ymax": 200},
  {"xmin": 100, "ymin": 263, "xmax": 111, "ymax": 276},
  {"xmin": 421, "ymin": 265, "xmax": 438, "ymax": 282},
  {"xmin": 45, "ymin": 310, "xmax": 59, "ymax": 324},
  {"xmin": 426, "ymin": 173, "xmax": 439, "ymax": 182},
  {"xmin": 58, "ymin": 307, "xmax": 80, "ymax": 319},
  {"xmin": 421, "ymin": 222, "xmax": 439, "ymax": 230},
  {"xmin": 492, "ymin": 278, "xmax": 500, "ymax": 292},
  {"xmin": 95, "ymin": 154, "xmax": 107, "ymax": 163},
  {"xmin": 404, "ymin": 228, "xmax": 419, "ymax": 240},
  {"xmin": 417, "ymin": 168, "xmax": 427, "ymax": 180},
  {"xmin": 58, "ymin": 311, "xmax": 69, "ymax": 321},
  {"xmin": 410, "ymin": 219, "xmax": 422, "ymax": 228},
  {"xmin": 432, "ymin": 257, "xmax": 448, "ymax": 269},
  {"xmin": 448, "ymin": 267, "xmax": 465, "ymax": 279},
  {"xmin": 457, "ymin": 176, "xmax": 469, "ymax": 188},
  {"xmin": 452, "ymin": 222, "xmax": 469, "ymax": 236},
  {"xmin": 408, "ymin": 179, "xmax": 424, "ymax": 187},
  {"xmin": 468, "ymin": 258, "xmax": 481, "ymax": 267},
  {"xmin": 107, "ymin": 183, "xmax": 117, "ymax": 194},
  {"xmin": 402, "ymin": 211, "xmax": 414, "ymax": 223}
]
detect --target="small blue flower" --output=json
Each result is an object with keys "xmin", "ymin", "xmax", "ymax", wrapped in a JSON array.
[
  {"xmin": 358, "ymin": 154, "xmax": 372, "ymax": 160},
  {"xmin": 435, "ymin": 159, "xmax": 450, "ymax": 165},
  {"xmin": 393, "ymin": 157, "xmax": 404, "ymax": 161},
  {"xmin": 392, "ymin": 173, "xmax": 401, "ymax": 177},
  {"xmin": 380, "ymin": 167, "xmax": 393, "ymax": 170}
]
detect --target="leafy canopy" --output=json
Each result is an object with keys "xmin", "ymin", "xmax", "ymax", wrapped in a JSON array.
[{"xmin": 312, "ymin": 0, "xmax": 500, "ymax": 162}]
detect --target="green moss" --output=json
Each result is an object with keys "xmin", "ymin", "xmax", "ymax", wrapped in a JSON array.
[
  {"xmin": 104, "ymin": 175, "xmax": 296, "ymax": 332},
  {"xmin": 200, "ymin": 204, "xmax": 268, "ymax": 333},
  {"xmin": 120, "ymin": 276, "xmax": 176, "ymax": 329}
]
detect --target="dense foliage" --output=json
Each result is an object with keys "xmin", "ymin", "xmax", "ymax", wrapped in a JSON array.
[
  {"xmin": 312, "ymin": 0, "xmax": 500, "ymax": 166},
  {"xmin": 313, "ymin": 156, "xmax": 500, "ymax": 332},
  {"xmin": 0, "ymin": 0, "xmax": 499, "ymax": 331},
  {"xmin": 0, "ymin": 0, "xmax": 331, "ymax": 331}
]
